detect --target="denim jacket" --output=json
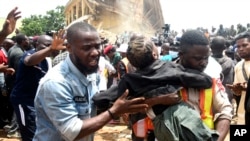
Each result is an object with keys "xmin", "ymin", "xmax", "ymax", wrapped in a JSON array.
[{"xmin": 33, "ymin": 55, "xmax": 99, "ymax": 141}]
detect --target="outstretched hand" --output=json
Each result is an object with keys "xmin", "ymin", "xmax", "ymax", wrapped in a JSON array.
[
  {"xmin": 226, "ymin": 83, "xmax": 247, "ymax": 96},
  {"xmin": 109, "ymin": 90, "xmax": 148, "ymax": 117},
  {"xmin": 51, "ymin": 29, "xmax": 66, "ymax": 51},
  {"xmin": 0, "ymin": 63, "xmax": 15, "ymax": 75},
  {"xmin": 1, "ymin": 7, "xmax": 21, "ymax": 36}
]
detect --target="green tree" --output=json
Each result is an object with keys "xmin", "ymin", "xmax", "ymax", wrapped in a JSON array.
[
  {"xmin": 20, "ymin": 6, "xmax": 65, "ymax": 36},
  {"xmin": 21, "ymin": 15, "xmax": 44, "ymax": 36}
]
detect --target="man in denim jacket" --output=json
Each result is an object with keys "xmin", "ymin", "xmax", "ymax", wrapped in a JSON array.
[{"xmin": 33, "ymin": 22, "xmax": 148, "ymax": 141}]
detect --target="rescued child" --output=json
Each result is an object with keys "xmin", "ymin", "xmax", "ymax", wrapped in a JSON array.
[{"xmin": 93, "ymin": 33, "xmax": 218, "ymax": 141}]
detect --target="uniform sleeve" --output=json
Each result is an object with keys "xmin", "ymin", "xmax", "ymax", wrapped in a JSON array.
[{"xmin": 213, "ymin": 79, "xmax": 233, "ymax": 122}]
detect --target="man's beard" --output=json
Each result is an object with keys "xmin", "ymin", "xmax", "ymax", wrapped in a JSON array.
[
  {"xmin": 83, "ymin": 65, "xmax": 99, "ymax": 74},
  {"xmin": 77, "ymin": 60, "xmax": 99, "ymax": 75},
  {"xmin": 73, "ymin": 55, "xmax": 100, "ymax": 75}
]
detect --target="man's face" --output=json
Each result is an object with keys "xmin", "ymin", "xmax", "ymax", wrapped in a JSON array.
[
  {"xmin": 107, "ymin": 51, "xmax": 115, "ymax": 59},
  {"xmin": 235, "ymin": 38, "xmax": 250, "ymax": 60},
  {"xmin": 37, "ymin": 37, "xmax": 52, "ymax": 51},
  {"xmin": 179, "ymin": 45, "xmax": 210, "ymax": 72},
  {"xmin": 3, "ymin": 39, "xmax": 14, "ymax": 51},
  {"xmin": 22, "ymin": 36, "xmax": 30, "ymax": 49},
  {"xmin": 68, "ymin": 31, "xmax": 101, "ymax": 75}
]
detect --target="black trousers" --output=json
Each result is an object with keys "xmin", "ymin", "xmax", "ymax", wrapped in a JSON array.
[
  {"xmin": 245, "ymin": 112, "xmax": 250, "ymax": 125},
  {"xmin": 12, "ymin": 102, "xmax": 36, "ymax": 141}
]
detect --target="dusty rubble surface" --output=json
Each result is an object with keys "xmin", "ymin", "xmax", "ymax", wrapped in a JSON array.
[
  {"xmin": 94, "ymin": 124, "xmax": 132, "ymax": 141},
  {"xmin": 0, "ymin": 124, "xmax": 132, "ymax": 141}
]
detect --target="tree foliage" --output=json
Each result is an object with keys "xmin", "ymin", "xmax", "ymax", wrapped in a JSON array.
[{"xmin": 20, "ymin": 6, "xmax": 65, "ymax": 36}]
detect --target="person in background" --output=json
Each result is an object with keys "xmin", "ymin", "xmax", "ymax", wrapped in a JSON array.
[
  {"xmin": 28, "ymin": 36, "xmax": 35, "ymax": 49},
  {"xmin": 235, "ymin": 77, "xmax": 250, "ymax": 126},
  {"xmin": 52, "ymin": 50, "xmax": 68, "ymax": 67},
  {"xmin": 169, "ymin": 46, "xmax": 179, "ymax": 61},
  {"xmin": 2, "ymin": 38, "xmax": 15, "ymax": 52},
  {"xmin": 237, "ymin": 24, "xmax": 247, "ymax": 34},
  {"xmin": 5, "ymin": 32, "xmax": 31, "ymax": 138},
  {"xmin": 117, "ymin": 43, "xmax": 129, "ymax": 80},
  {"xmin": 0, "ymin": 38, "xmax": 15, "ymax": 87},
  {"xmin": 30, "ymin": 36, "xmax": 39, "ymax": 49},
  {"xmin": 6, "ymin": 33, "xmax": 30, "ymax": 91},
  {"xmin": 117, "ymin": 43, "xmax": 127, "ymax": 59},
  {"xmin": 204, "ymin": 29, "xmax": 210, "ymax": 41},
  {"xmin": 160, "ymin": 43, "xmax": 172, "ymax": 62},
  {"xmin": 10, "ymin": 32, "xmax": 66, "ymax": 141},
  {"xmin": 98, "ymin": 55, "xmax": 116, "ymax": 92},
  {"xmin": 1, "ymin": 38, "xmax": 16, "ymax": 108},
  {"xmin": 0, "ymin": 38, "xmax": 15, "ymax": 129},
  {"xmin": 103, "ymin": 44, "xmax": 122, "ymax": 88},
  {"xmin": 203, "ymin": 56, "xmax": 222, "ymax": 79},
  {"xmin": 247, "ymin": 23, "xmax": 250, "ymax": 32},
  {"xmin": 229, "ymin": 25, "xmax": 237, "ymax": 39},
  {"xmin": 227, "ymin": 32, "xmax": 250, "ymax": 125},
  {"xmin": 104, "ymin": 45, "xmax": 121, "ymax": 67},
  {"xmin": 33, "ymin": 21, "xmax": 148, "ymax": 141},
  {"xmin": 210, "ymin": 36, "xmax": 235, "ymax": 115},
  {"xmin": 217, "ymin": 24, "xmax": 227, "ymax": 38},
  {"xmin": 210, "ymin": 27, "xmax": 217, "ymax": 39},
  {"xmin": 243, "ymin": 77, "xmax": 250, "ymax": 125},
  {"xmin": 96, "ymin": 55, "xmax": 116, "ymax": 116}
]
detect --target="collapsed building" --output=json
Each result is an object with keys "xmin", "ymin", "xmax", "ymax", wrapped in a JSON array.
[{"xmin": 64, "ymin": 0, "xmax": 165, "ymax": 43}]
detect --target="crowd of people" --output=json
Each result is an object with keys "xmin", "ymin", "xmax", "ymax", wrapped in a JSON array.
[{"xmin": 0, "ymin": 6, "xmax": 250, "ymax": 141}]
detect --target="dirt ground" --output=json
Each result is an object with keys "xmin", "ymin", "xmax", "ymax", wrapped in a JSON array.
[
  {"xmin": 0, "ymin": 123, "xmax": 132, "ymax": 141},
  {"xmin": 0, "ymin": 120, "xmax": 233, "ymax": 141},
  {"xmin": 0, "ymin": 120, "xmax": 240, "ymax": 141}
]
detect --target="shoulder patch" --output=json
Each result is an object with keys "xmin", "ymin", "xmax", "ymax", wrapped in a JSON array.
[
  {"xmin": 73, "ymin": 96, "xmax": 87, "ymax": 103},
  {"xmin": 216, "ymin": 78, "xmax": 225, "ymax": 92}
]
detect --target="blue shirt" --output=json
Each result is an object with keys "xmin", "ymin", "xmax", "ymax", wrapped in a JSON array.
[
  {"xmin": 11, "ymin": 49, "xmax": 48, "ymax": 104},
  {"xmin": 33, "ymin": 55, "xmax": 100, "ymax": 141},
  {"xmin": 169, "ymin": 51, "xmax": 178, "ymax": 60},
  {"xmin": 160, "ymin": 54, "xmax": 172, "ymax": 62}
]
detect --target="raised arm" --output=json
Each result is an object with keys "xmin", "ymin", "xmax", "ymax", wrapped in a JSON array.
[
  {"xmin": 0, "ymin": 7, "xmax": 21, "ymax": 44},
  {"xmin": 24, "ymin": 30, "xmax": 66, "ymax": 66}
]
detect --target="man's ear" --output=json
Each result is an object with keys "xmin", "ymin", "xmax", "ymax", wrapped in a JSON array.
[
  {"xmin": 66, "ymin": 44, "xmax": 72, "ymax": 53},
  {"xmin": 152, "ymin": 51, "xmax": 159, "ymax": 60}
]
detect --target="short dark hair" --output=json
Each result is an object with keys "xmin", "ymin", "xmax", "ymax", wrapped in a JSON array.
[
  {"xmin": 180, "ymin": 30, "xmax": 209, "ymax": 53},
  {"xmin": 234, "ymin": 31, "xmax": 250, "ymax": 42},
  {"xmin": 210, "ymin": 36, "xmax": 226, "ymax": 50},
  {"xmin": 161, "ymin": 43, "xmax": 170, "ymax": 50},
  {"xmin": 127, "ymin": 33, "xmax": 155, "ymax": 69},
  {"xmin": 66, "ymin": 22, "xmax": 97, "ymax": 44},
  {"xmin": 15, "ymin": 33, "xmax": 26, "ymax": 44}
]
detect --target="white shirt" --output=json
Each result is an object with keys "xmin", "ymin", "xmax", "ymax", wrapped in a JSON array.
[
  {"xmin": 204, "ymin": 56, "xmax": 222, "ymax": 79},
  {"xmin": 98, "ymin": 56, "xmax": 116, "ymax": 91}
]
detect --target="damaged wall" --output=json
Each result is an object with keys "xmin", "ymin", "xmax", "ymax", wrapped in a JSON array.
[{"xmin": 64, "ymin": 0, "xmax": 165, "ymax": 43}]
